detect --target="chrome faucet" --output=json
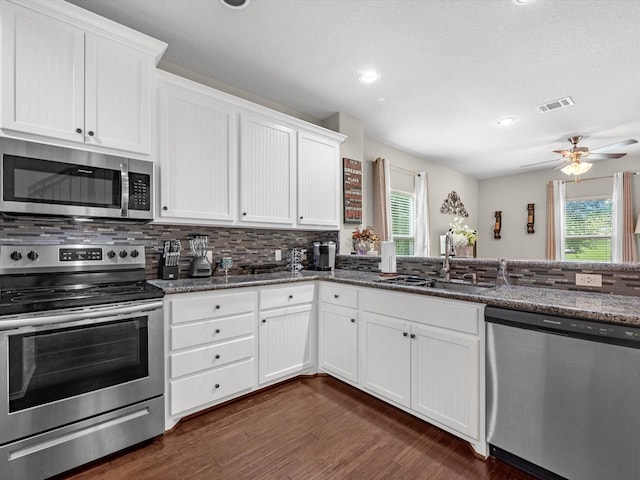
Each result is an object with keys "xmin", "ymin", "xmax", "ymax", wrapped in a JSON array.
[{"xmin": 441, "ymin": 231, "xmax": 455, "ymax": 282}]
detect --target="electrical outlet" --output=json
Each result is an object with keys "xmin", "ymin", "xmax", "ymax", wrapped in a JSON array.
[
  {"xmin": 206, "ymin": 250, "xmax": 213, "ymax": 263},
  {"xmin": 575, "ymin": 273, "xmax": 602, "ymax": 287},
  {"xmin": 275, "ymin": 249, "xmax": 282, "ymax": 261}
]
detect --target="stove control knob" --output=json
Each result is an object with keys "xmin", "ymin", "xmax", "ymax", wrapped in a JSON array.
[
  {"xmin": 27, "ymin": 251, "xmax": 39, "ymax": 261},
  {"xmin": 119, "ymin": 250, "xmax": 128, "ymax": 258},
  {"xmin": 130, "ymin": 250, "xmax": 139, "ymax": 258},
  {"xmin": 107, "ymin": 250, "xmax": 116, "ymax": 259},
  {"xmin": 10, "ymin": 251, "xmax": 22, "ymax": 261}
]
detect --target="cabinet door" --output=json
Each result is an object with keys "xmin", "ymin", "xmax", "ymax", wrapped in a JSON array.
[
  {"xmin": 259, "ymin": 304, "xmax": 312, "ymax": 384},
  {"xmin": 239, "ymin": 114, "xmax": 295, "ymax": 225},
  {"xmin": 1, "ymin": 2, "xmax": 84, "ymax": 142},
  {"xmin": 297, "ymin": 131, "xmax": 340, "ymax": 227},
  {"xmin": 85, "ymin": 33, "xmax": 152, "ymax": 154},
  {"xmin": 158, "ymin": 76, "xmax": 237, "ymax": 221},
  {"xmin": 359, "ymin": 312, "xmax": 411, "ymax": 407},
  {"xmin": 318, "ymin": 303, "xmax": 358, "ymax": 383},
  {"xmin": 411, "ymin": 323, "xmax": 480, "ymax": 439}
]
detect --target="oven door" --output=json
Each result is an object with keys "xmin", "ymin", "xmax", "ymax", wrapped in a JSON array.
[{"xmin": 0, "ymin": 300, "xmax": 163, "ymax": 445}]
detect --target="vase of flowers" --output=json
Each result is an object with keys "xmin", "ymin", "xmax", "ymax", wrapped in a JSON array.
[
  {"xmin": 449, "ymin": 217, "xmax": 477, "ymax": 257},
  {"xmin": 352, "ymin": 226, "xmax": 380, "ymax": 255}
]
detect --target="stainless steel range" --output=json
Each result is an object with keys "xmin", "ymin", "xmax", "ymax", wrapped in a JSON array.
[{"xmin": 0, "ymin": 244, "xmax": 164, "ymax": 479}]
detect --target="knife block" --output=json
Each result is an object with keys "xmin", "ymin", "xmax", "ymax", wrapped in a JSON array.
[{"xmin": 159, "ymin": 264, "xmax": 179, "ymax": 280}]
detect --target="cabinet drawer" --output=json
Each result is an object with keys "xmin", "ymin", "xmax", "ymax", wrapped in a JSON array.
[
  {"xmin": 169, "ymin": 359, "xmax": 254, "ymax": 415},
  {"xmin": 259, "ymin": 283, "xmax": 315, "ymax": 310},
  {"xmin": 171, "ymin": 313, "xmax": 254, "ymax": 350},
  {"xmin": 169, "ymin": 291, "xmax": 255, "ymax": 324},
  {"xmin": 170, "ymin": 337, "xmax": 255, "ymax": 378},
  {"xmin": 320, "ymin": 284, "xmax": 358, "ymax": 309},
  {"xmin": 360, "ymin": 288, "xmax": 481, "ymax": 335}
]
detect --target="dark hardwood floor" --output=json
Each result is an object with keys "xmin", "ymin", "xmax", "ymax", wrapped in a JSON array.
[{"xmin": 58, "ymin": 376, "xmax": 536, "ymax": 480}]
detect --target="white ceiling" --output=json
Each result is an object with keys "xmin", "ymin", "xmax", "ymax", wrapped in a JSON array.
[{"xmin": 67, "ymin": 0, "xmax": 640, "ymax": 180}]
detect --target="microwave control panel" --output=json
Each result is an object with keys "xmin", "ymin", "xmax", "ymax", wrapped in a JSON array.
[{"xmin": 129, "ymin": 173, "xmax": 151, "ymax": 211}]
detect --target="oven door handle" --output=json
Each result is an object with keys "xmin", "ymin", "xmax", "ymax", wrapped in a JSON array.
[{"xmin": 0, "ymin": 301, "xmax": 163, "ymax": 329}]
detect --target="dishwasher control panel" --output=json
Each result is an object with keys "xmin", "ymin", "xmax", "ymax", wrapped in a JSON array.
[{"xmin": 486, "ymin": 307, "xmax": 640, "ymax": 345}]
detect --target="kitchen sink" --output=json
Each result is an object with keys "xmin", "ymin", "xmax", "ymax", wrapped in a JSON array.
[
  {"xmin": 375, "ymin": 275, "xmax": 493, "ymax": 293},
  {"xmin": 430, "ymin": 279, "xmax": 494, "ymax": 294}
]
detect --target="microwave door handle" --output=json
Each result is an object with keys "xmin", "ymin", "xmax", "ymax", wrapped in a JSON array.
[{"xmin": 120, "ymin": 162, "xmax": 129, "ymax": 217}]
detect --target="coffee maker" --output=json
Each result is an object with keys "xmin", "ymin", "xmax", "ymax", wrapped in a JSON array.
[{"xmin": 312, "ymin": 241, "xmax": 336, "ymax": 271}]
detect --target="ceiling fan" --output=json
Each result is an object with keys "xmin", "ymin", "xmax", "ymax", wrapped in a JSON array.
[{"xmin": 522, "ymin": 136, "xmax": 638, "ymax": 177}]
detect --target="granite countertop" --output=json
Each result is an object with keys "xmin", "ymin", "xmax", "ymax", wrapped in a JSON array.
[{"xmin": 150, "ymin": 269, "xmax": 640, "ymax": 326}]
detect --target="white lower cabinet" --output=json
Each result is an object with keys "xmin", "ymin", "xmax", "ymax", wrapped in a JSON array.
[
  {"xmin": 318, "ymin": 284, "xmax": 359, "ymax": 383},
  {"xmin": 258, "ymin": 284, "xmax": 316, "ymax": 385},
  {"xmin": 411, "ymin": 323, "xmax": 479, "ymax": 439},
  {"xmin": 360, "ymin": 312, "xmax": 411, "ymax": 407},
  {"xmin": 164, "ymin": 280, "xmax": 485, "ymax": 455},
  {"xmin": 356, "ymin": 287, "xmax": 485, "ymax": 454},
  {"xmin": 164, "ymin": 289, "xmax": 257, "ymax": 428}
]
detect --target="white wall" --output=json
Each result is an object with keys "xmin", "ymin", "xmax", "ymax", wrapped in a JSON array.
[
  {"xmin": 477, "ymin": 155, "xmax": 640, "ymax": 260},
  {"xmin": 363, "ymin": 138, "xmax": 478, "ymax": 256},
  {"xmin": 323, "ymin": 113, "xmax": 365, "ymax": 254}
]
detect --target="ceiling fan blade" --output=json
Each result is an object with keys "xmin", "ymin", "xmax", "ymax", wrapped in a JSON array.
[
  {"xmin": 588, "ymin": 153, "xmax": 627, "ymax": 160},
  {"xmin": 520, "ymin": 158, "xmax": 564, "ymax": 168},
  {"xmin": 590, "ymin": 139, "xmax": 638, "ymax": 153},
  {"xmin": 553, "ymin": 150, "xmax": 571, "ymax": 156}
]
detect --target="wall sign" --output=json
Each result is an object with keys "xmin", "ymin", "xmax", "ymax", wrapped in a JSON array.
[{"xmin": 343, "ymin": 158, "xmax": 362, "ymax": 224}]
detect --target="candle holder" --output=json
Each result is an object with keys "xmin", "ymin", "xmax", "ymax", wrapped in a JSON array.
[
  {"xmin": 527, "ymin": 203, "xmax": 535, "ymax": 234},
  {"xmin": 494, "ymin": 211, "xmax": 502, "ymax": 239}
]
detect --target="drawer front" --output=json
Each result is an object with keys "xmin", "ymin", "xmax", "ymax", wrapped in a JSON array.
[
  {"xmin": 320, "ymin": 284, "xmax": 358, "ymax": 309},
  {"xmin": 171, "ymin": 313, "xmax": 254, "ymax": 350},
  {"xmin": 360, "ymin": 288, "xmax": 481, "ymax": 335},
  {"xmin": 259, "ymin": 283, "xmax": 315, "ymax": 310},
  {"xmin": 169, "ymin": 359, "xmax": 254, "ymax": 415},
  {"xmin": 170, "ymin": 337, "xmax": 255, "ymax": 378},
  {"xmin": 169, "ymin": 290, "xmax": 255, "ymax": 324}
]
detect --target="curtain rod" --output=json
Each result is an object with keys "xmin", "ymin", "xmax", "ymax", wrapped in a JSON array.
[
  {"xmin": 562, "ymin": 171, "xmax": 640, "ymax": 184},
  {"xmin": 389, "ymin": 164, "xmax": 419, "ymax": 176}
]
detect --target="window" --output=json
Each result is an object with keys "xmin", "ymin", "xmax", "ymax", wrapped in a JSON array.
[
  {"xmin": 564, "ymin": 197, "xmax": 612, "ymax": 262},
  {"xmin": 390, "ymin": 190, "xmax": 415, "ymax": 255}
]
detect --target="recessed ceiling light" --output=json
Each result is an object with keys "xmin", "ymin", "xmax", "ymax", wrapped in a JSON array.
[
  {"xmin": 497, "ymin": 117, "xmax": 515, "ymax": 126},
  {"xmin": 358, "ymin": 71, "xmax": 381, "ymax": 84},
  {"xmin": 512, "ymin": 0, "xmax": 535, "ymax": 5},
  {"xmin": 221, "ymin": 0, "xmax": 250, "ymax": 9}
]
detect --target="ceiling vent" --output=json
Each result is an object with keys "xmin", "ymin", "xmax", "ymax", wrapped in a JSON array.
[{"xmin": 535, "ymin": 96, "xmax": 574, "ymax": 113}]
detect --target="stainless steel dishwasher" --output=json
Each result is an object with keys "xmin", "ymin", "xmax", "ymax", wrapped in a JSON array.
[{"xmin": 486, "ymin": 306, "xmax": 640, "ymax": 480}]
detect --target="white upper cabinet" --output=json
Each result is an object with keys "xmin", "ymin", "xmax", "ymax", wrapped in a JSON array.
[
  {"xmin": 84, "ymin": 33, "xmax": 153, "ymax": 154},
  {"xmin": 157, "ymin": 72, "xmax": 237, "ymax": 222},
  {"xmin": 0, "ymin": 0, "xmax": 166, "ymax": 156},
  {"xmin": 297, "ymin": 131, "xmax": 340, "ymax": 228},
  {"xmin": 239, "ymin": 114, "xmax": 296, "ymax": 226},
  {"xmin": 1, "ymin": 3, "xmax": 84, "ymax": 143}
]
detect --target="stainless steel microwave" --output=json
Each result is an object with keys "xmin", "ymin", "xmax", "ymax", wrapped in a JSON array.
[{"xmin": 0, "ymin": 138, "xmax": 154, "ymax": 221}]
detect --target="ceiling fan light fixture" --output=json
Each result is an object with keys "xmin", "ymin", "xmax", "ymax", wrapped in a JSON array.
[{"xmin": 561, "ymin": 161, "xmax": 592, "ymax": 176}]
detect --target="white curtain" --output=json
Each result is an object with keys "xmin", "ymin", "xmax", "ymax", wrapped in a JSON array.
[
  {"xmin": 611, "ymin": 172, "xmax": 625, "ymax": 262},
  {"xmin": 414, "ymin": 172, "xmax": 430, "ymax": 256},
  {"xmin": 552, "ymin": 180, "xmax": 566, "ymax": 260}
]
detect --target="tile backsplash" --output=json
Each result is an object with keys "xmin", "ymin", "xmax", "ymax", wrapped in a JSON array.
[
  {"xmin": 0, "ymin": 216, "xmax": 338, "ymax": 279},
  {"xmin": 337, "ymin": 254, "xmax": 640, "ymax": 296}
]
